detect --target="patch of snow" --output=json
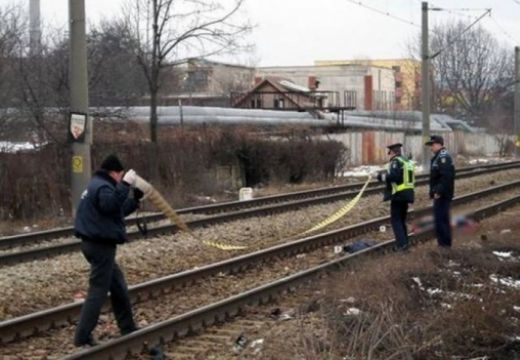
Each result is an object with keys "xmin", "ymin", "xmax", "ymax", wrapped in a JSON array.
[
  {"xmin": 447, "ymin": 260, "xmax": 460, "ymax": 268},
  {"xmin": 340, "ymin": 296, "xmax": 356, "ymax": 304},
  {"xmin": 469, "ymin": 284, "xmax": 484, "ymax": 289},
  {"xmin": 490, "ymin": 274, "xmax": 520, "ymax": 289},
  {"xmin": 469, "ymin": 158, "xmax": 491, "ymax": 165},
  {"xmin": 250, "ymin": 338, "xmax": 264, "ymax": 354},
  {"xmin": 493, "ymin": 251, "xmax": 513, "ymax": 258},
  {"xmin": 345, "ymin": 307, "xmax": 361, "ymax": 316},
  {"xmin": 412, "ymin": 277, "xmax": 423, "ymax": 288},
  {"xmin": 0, "ymin": 141, "xmax": 39, "ymax": 153},
  {"xmin": 342, "ymin": 165, "xmax": 383, "ymax": 178},
  {"xmin": 427, "ymin": 288, "xmax": 443, "ymax": 296},
  {"xmin": 447, "ymin": 291, "xmax": 474, "ymax": 300},
  {"xmin": 414, "ymin": 164, "xmax": 425, "ymax": 174},
  {"xmin": 514, "ymin": 306, "xmax": 520, "ymax": 313},
  {"xmin": 441, "ymin": 303, "xmax": 452, "ymax": 309}
]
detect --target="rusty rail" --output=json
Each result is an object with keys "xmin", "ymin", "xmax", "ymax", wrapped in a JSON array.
[
  {"xmin": 1, "ymin": 179, "xmax": 519, "ymax": 346},
  {"xmin": 63, "ymin": 192, "xmax": 520, "ymax": 359}
]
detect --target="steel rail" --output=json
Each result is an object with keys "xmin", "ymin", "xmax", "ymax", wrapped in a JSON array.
[
  {"xmin": 1, "ymin": 162, "xmax": 519, "ymax": 267},
  {"xmin": 0, "ymin": 164, "xmax": 517, "ymax": 266},
  {"xmin": 1, "ymin": 179, "xmax": 519, "ymax": 345},
  {"xmin": 63, "ymin": 193, "xmax": 520, "ymax": 359},
  {"xmin": 1, "ymin": 160, "xmax": 518, "ymax": 251}
]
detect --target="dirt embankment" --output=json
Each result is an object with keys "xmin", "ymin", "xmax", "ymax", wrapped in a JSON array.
[{"xmin": 229, "ymin": 206, "xmax": 520, "ymax": 359}]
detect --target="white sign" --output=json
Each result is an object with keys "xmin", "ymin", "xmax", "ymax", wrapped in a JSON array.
[{"xmin": 70, "ymin": 113, "xmax": 87, "ymax": 142}]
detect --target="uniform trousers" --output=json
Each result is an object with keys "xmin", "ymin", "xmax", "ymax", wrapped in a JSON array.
[{"xmin": 74, "ymin": 241, "xmax": 136, "ymax": 345}]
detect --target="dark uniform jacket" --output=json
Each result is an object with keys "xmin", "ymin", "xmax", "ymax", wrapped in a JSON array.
[
  {"xmin": 429, "ymin": 148, "xmax": 455, "ymax": 200},
  {"xmin": 74, "ymin": 170, "xmax": 139, "ymax": 244},
  {"xmin": 384, "ymin": 155, "xmax": 414, "ymax": 203}
]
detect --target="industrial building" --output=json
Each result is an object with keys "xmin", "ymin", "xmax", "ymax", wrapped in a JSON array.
[
  {"xmin": 315, "ymin": 58, "xmax": 421, "ymax": 110},
  {"xmin": 256, "ymin": 63, "xmax": 396, "ymax": 111},
  {"xmin": 158, "ymin": 58, "xmax": 256, "ymax": 107}
]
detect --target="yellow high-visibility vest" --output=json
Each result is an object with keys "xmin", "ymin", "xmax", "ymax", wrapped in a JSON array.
[{"xmin": 387, "ymin": 156, "xmax": 415, "ymax": 195}]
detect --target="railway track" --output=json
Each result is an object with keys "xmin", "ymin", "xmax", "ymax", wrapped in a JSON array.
[
  {"xmin": 1, "ymin": 178, "xmax": 519, "ymax": 353},
  {"xmin": 0, "ymin": 161, "xmax": 519, "ymax": 266},
  {"xmin": 0, "ymin": 160, "xmax": 518, "ymax": 251},
  {"xmin": 62, "ymin": 188, "xmax": 520, "ymax": 359}
]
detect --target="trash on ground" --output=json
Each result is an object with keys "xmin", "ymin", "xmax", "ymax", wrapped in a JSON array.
[
  {"xmin": 250, "ymin": 338, "xmax": 264, "ymax": 354},
  {"xmin": 233, "ymin": 333, "xmax": 248, "ymax": 353}
]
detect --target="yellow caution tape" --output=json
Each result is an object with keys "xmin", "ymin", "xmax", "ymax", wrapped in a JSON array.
[
  {"xmin": 145, "ymin": 174, "xmax": 370, "ymax": 250},
  {"xmin": 201, "ymin": 240, "xmax": 248, "ymax": 251},
  {"xmin": 146, "ymin": 187, "xmax": 247, "ymax": 251},
  {"xmin": 300, "ymin": 175, "xmax": 372, "ymax": 235}
]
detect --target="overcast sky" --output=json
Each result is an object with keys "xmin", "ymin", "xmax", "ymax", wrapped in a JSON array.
[{"xmin": 5, "ymin": 0, "xmax": 520, "ymax": 66}]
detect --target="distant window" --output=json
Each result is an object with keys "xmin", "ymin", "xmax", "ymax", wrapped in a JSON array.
[
  {"xmin": 251, "ymin": 99, "xmax": 256, "ymax": 108},
  {"xmin": 274, "ymin": 98, "xmax": 285, "ymax": 109},
  {"xmin": 256, "ymin": 98, "xmax": 262, "ymax": 108},
  {"xmin": 344, "ymin": 90, "xmax": 357, "ymax": 108}
]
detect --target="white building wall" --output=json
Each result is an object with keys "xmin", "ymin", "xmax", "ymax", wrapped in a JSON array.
[
  {"xmin": 369, "ymin": 68, "xmax": 396, "ymax": 111},
  {"xmin": 257, "ymin": 65, "xmax": 395, "ymax": 110}
]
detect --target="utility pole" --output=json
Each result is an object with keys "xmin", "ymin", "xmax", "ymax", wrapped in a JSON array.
[
  {"xmin": 421, "ymin": 1, "xmax": 430, "ymax": 172},
  {"xmin": 515, "ymin": 46, "xmax": 520, "ymax": 142},
  {"xmin": 69, "ymin": 0, "xmax": 91, "ymax": 214}
]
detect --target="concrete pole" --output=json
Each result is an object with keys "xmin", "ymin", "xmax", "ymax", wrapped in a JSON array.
[
  {"xmin": 421, "ymin": 1, "xmax": 431, "ymax": 172},
  {"xmin": 29, "ymin": 0, "xmax": 41, "ymax": 56},
  {"xmin": 515, "ymin": 46, "xmax": 520, "ymax": 138},
  {"xmin": 69, "ymin": 0, "xmax": 91, "ymax": 214}
]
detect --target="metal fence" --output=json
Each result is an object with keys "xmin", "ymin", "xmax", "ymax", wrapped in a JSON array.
[{"xmin": 324, "ymin": 131, "xmax": 513, "ymax": 166}]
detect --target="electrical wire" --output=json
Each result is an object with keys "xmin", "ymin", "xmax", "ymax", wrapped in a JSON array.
[
  {"xmin": 429, "ymin": 8, "xmax": 491, "ymax": 59},
  {"xmin": 344, "ymin": 0, "xmax": 421, "ymax": 28},
  {"xmin": 488, "ymin": 14, "xmax": 520, "ymax": 45}
]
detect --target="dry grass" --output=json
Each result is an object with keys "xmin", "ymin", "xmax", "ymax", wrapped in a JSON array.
[{"xmin": 256, "ymin": 219, "xmax": 520, "ymax": 360}]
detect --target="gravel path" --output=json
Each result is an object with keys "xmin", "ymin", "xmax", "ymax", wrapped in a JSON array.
[{"xmin": 3, "ymin": 183, "xmax": 519, "ymax": 358}]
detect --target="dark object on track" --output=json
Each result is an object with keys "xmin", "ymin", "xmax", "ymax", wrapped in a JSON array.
[{"xmin": 344, "ymin": 239, "xmax": 376, "ymax": 253}]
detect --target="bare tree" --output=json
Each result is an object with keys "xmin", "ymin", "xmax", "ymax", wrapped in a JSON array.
[
  {"xmin": 0, "ymin": 4, "xmax": 24, "ymax": 133},
  {"xmin": 124, "ymin": 0, "xmax": 252, "ymax": 142},
  {"xmin": 429, "ymin": 21, "xmax": 514, "ymax": 127},
  {"xmin": 88, "ymin": 20, "xmax": 148, "ymax": 106}
]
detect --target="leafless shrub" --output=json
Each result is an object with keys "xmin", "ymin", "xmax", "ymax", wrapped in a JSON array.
[{"xmin": 0, "ymin": 126, "xmax": 347, "ymax": 221}]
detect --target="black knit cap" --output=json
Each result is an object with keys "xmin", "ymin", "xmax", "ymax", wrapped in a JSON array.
[{"xmin": 100, "ymin": 154, "xmax": 124, "ymax": 172}]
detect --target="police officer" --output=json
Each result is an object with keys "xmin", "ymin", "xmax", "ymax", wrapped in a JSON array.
[
  {"xmin": 377, "ymin": 143, "xmax": 415, "ymax": 251},
  {"xmin": 73, "ymin": 154, "xmax": 144, "ymax": 347},
  {"xmin": 425, "ymin": 135, "xmax": 455, "ymax": 248}
]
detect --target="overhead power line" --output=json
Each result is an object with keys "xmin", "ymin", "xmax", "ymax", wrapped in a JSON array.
[
  {"xmin": 488, "ymin": 14, "xmax": 520, "ymax": 45},
  {"xmin": 344, "ymin": 0, "xmax": 420, "ymax": 28},
  {"xmin": 430, "ymin": 8, "xmax": 491, "ymax": 59}
]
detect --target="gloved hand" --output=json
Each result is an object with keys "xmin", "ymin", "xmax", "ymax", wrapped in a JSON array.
[
  {"xmin": 123, "ymin": 169, "xmax": 137, "ymax": 186},
  {"xmin": 376, "ymin": 170, "xmax": 387, "ymax": 183}
]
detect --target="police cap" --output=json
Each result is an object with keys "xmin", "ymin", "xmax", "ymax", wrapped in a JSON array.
[
  {"xmin": 386, "ymin": 143, "xmax": 402, "ymax": 155},
  {"xmin": 425, "ymin": 135, "xmax": 444, "ymax": 146}
]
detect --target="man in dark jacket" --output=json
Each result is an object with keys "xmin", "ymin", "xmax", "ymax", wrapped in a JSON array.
[
  {"xmin": 73, "ymin": 154, "xmax": 143, "ymax": 347},
  {"xmin": 377, "ymin": 143, "xmax": 415, "ymax": 251},
  {"xmin": 425, "ymin": 135, "xmax": 455, "ymax": 248}
]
